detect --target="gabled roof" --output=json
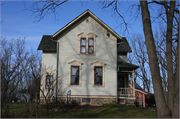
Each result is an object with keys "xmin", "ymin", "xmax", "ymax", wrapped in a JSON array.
[
  {"xmin": 37, "ymin": 35, "xmax": 56, "ymax": 50},
  {"xmin": 52, "ymin": 9, "xmax": 122, "ymax": 40},
  {"xmin": 117, "ymin": 37, "xmax": 132, "ymax": 53},
  {"xmin": 129, "ymin": 82, "xmax": 151, "ymax": 95},
  {"xmin": 135, "ymin": 82, "xmax": 151, "ymax": 95}
]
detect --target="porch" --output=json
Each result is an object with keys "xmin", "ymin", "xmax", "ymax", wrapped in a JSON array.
[
  {"xmin": 117, "ymin": 61, "xmax": 139, "ymax": 99},
  {"xmin": 118, "ymin": 88, "xmax": 134, "ymax": 97}
]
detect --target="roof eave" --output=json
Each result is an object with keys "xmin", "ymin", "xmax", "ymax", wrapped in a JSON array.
[{"xmin": 52, "ymin": 9, "xmax": 122, "ymax": 40}]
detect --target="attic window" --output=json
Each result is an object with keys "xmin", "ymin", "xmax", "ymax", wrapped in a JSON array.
[
  {"xmin": 86, "ymin": 19, "xmax": 89, "ymax": 22},
  {"xmin": 78, "ymin": 32, "xmax": 97, "ymax": 55}
]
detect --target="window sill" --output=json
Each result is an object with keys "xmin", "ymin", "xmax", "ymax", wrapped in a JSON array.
[
  {"xmin": 79, "ymin": 53, "xmax": 96, "ymax": 55},
  {"xmin": 69, "ymin": 84, "xmax": 81, "ymax": 87},
  {"xmin": 93, "ymin": 85, "xmax": 105, "ymax": 87}
]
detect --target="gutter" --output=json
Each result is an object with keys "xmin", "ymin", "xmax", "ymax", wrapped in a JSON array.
[{"xmin": 51, "ymin": 38, "xmax": 59, "ymax": 103}]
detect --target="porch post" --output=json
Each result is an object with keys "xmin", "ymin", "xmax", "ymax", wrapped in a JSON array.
[
  {"xmin": 143, "ymin": 94, "xmax": 145, "ymax": 107},
  {"xmin": 131, "ymin": 73, "xmax": 133, "ymax": 97},
  {"xmin": 133, "ymin": 70, "xmax": 135, "ymax": 97}
]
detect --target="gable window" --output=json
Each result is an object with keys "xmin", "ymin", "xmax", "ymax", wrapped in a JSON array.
[
  {"xmin": 46, "ymin": 75, "xmax": 53, "ymax": 89},
  {"xmin": 71, "ymin": 66, "xmax": 79, "ymax": 85},
  {"xmin": 80, "ymin": 38, "xmax": 86, "ymax": 53},
  {"xmin": 94, "ymin": 66, "xmax": 102, "ymax": 85},
  {"xmin": 88, "ymin": 38, "xmax": 94, "ymax": 53},
  {"xmin": 78, "ymin": 32, "xmax": 97, "ymax": 55}
]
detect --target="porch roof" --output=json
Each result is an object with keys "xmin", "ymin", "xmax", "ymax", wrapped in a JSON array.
[{"xmin": 118, "ymin": 61, "xmax": 139, "ymax": 71}]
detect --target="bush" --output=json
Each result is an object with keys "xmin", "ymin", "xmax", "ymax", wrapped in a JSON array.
[
  {"xmin": 134, "ymin": 102, "xmax": 139, "ymax": 107},
  {"xmin": 102, "ymin": 103, "xmax": 128, "ymax": 108},
  {"xmin": 70, "ymin": 99, "xmax": 80, "ymax": 105}
]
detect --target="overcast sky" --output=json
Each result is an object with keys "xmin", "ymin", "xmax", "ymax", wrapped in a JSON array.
[{"xmin": 1, "ymin": 1, "xmax": 145, "ymax": 51}]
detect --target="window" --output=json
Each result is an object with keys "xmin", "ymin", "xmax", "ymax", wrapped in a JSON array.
[
  {"xmin": 94, "ymin": 66, "xmax": 102, "ymax": 85},
  {"xmin": 88, "ymin": 38, "xmax": 94, "ymax": 53},
  {"xmin": 46, "ymin": 75, "xmax": 53, "ymax": 89},
  {"xmin": 82, "ymin": 98, "xmax": 91, "ymax": 103},
  {"xmin": 78, "ymin": 32, "xmax": 97, "ymax": 55},
  {"xmin": 91, "ymin": 61, "xmax": 106, "ymax": 86},
  {"xmin": 68, "ymin": 60, "xmax": 83, "ymax": 86},
  {"xmin": 80, "ymin": 38, "xmax": 86, "ymax": 53},
  {"xmin": 71, "ymin": 66, "xmax": 79, "ymax": 85}
]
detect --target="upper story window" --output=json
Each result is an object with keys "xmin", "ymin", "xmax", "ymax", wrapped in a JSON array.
[
  {"xmin": 78, "ymin": 32, "xmax": 97, "ymax": 55},
  {"xmin": 80, "ymin": 38, "xmax": 86, "ymax": 54},
  {"xmin": 88, "ymin": 38, "xmax": 94, "ymax": 54}
]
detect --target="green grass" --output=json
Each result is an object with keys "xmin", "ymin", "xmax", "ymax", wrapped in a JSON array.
[
  {"xmin": 50, "ymin": 107, "xmax": 157, "ymax": 118},
  {"xmin": 2, "ymin": 103, "xmax": 157, "ymax": 118}
]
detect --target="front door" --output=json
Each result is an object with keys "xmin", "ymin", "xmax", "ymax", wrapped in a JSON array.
[{"xmin": 118, "ymin": 76, "xmax": 125, "ymax": 88}]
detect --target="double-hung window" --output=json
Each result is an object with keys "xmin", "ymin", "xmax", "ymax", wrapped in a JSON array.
[
  {"xmin": 94, "ymin": 66, "xmax": 103, "ymax": 86},
  {"xmin": 46, "ymin": 75, "xmax": 53, "ymax": 89},
  {"xmin": 88, "ymin": 38, "xmax": 94, "ymax": 54},
  {"xmin": 71, "ymin": 66, "xmax": 79, "ymax": 85},
  {"xmin": 80, "ymin": 38, "xmax": 86, "ymax": 54},
  {"xmin": 78, "ymin": 32, "xmax": 96, "ymax": 54}
]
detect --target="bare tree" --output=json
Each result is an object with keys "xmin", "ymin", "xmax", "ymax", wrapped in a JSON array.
[
  {"xmin": 129, "ymin": 33, "xmax": 152, "ymax": 93},
  {"xmin": 19, "ymin": 50, "xmax": 41, "ymax": 118},
  {"xmin": 39, "ymin": 65, "xmax": 64, "ymax": 118},
  {"xmin": 23, "ymin": 0, "xmax": 69, "ymax": 23},
  {"xmin": 1, "ymin": 37, "xmax": 28, "ymax": 117}
]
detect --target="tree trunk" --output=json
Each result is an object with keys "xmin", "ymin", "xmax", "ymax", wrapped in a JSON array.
[
  {"xmin": 140, "ymin": 1, "xmax": 171, "ymax": 118},
  {"xmin": 166, "ymin": 1, "xmax": 175, "ymax": 114},
  {"xmin": 172, "ymin": 30, "xmax": 179, "ymax": 118}
]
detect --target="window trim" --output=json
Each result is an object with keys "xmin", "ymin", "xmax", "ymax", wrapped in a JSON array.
[
  {"xmin": 88, "ymin": 38, "xmax": 94, "ymax": 54},
  {"xmin": 45, "ymin": 75, "xmax": 53, "ymax": 89},
  {"xmin": 91, "ymin": 60, "xmax": 106, "ymax": 87},
  {"xmin": 80, "ymin": 38, "xmax": 86, "ymax": 54},
  {"xmin": 70, "ymin": 66, "xmax": 80, "ymax": 85},
  {"xmin": 78, "ymin": 32, "xmax": 97, "ymax": 55},
  {"xmin": 81, "ymin": 98, "xmax": 91, "ymax": 103},
  {"xmin": 68, "ymin": 60, "xmax": 83, "ymax": 86},
  {"xmin": 94, "ymin": 66, "xmax": 103, "ymax": 86}
]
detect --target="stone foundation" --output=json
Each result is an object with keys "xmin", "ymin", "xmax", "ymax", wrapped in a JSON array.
[
  {"xmin": 40, "ymin": 97, "xmax": 135, "ymax": 106},
  {"xmin": 125, "ymin": 99, "xmax": 136, "ymax": 105}
]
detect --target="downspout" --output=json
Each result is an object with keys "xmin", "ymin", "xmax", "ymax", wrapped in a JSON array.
[
  {"xmin": 51, "ymin": 38, "xmax": 59, "ymax": 103},
  {"xmin": 116, "ymin": 41, "xmax": 122, "ymax": 103}
]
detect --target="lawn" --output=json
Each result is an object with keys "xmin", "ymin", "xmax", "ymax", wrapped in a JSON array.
[{"xmin": 1, "ymin": 103, "xmax": 157, "ymax": 118}]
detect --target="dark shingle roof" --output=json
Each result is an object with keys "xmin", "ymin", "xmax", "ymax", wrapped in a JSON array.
[
  {"xmin": 37, "ymin": 35, "xmax": 56, "ymax": 50},
  {"xmin": 118, "ymin": 61, "xmax": 139, "ymax": 70},
  {"xmin": 117, "ymin": 37, "xmax": 132, "ymax": 53},
  {"xmin": 135, "ymin": 82, "xmax": 144, "ymax": 91},
  {"xmin": 135, "ymin": 82, "xmax": 151, "ymax": 94}
]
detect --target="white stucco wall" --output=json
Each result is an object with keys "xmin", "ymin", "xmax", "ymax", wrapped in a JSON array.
[{"xmin": 40, "ymin": 52, "xmax": 57, "ymax": 97}]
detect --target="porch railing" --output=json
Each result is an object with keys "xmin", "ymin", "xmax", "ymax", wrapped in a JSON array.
[{"xmin": 118, "ymin": 88, "xmax": 134, "ymax": 97}]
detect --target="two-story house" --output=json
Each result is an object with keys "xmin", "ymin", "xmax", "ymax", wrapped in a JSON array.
[{"xmin": 38, "ymin": 9, "xmax": 139, "ymax": 105}]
